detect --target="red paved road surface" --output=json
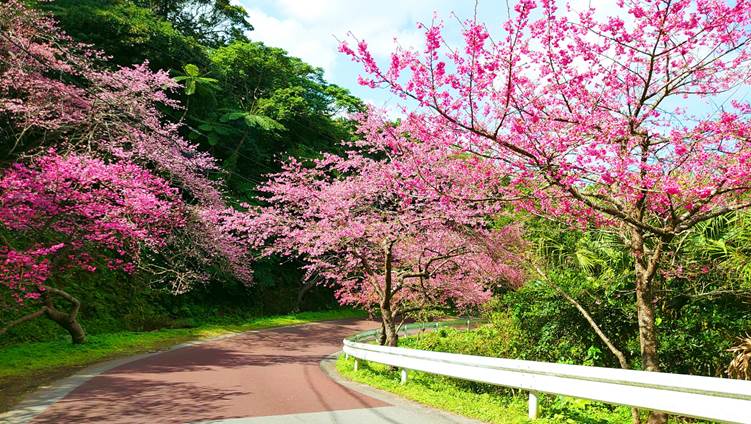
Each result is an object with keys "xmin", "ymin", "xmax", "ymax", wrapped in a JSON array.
[{"xmin": 32, "ymin": 319, "xmax": 386, "ymax": 423}]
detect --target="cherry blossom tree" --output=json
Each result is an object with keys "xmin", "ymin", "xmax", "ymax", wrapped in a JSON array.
[
  {"xmin": 0, "ymin": 1, "xmax": 255, "ymax": 341},
  {"xmin": 250, "ymin": 114, "xmax": 527, "ymax": 346},
  {"xmin": 0, "ymin": 1, "xmax": 254, "ymax": 285},
  {"xmin": 342, "ymin": 1, "xmax": 751, "ymax": 421},
  {"xmin": 0, "ymin": 152, "xmax": 183, "ymax": 343}
]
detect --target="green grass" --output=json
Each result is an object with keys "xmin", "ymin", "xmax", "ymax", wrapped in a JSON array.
[
  {"xmin": 337, "ymin": 355, "xmax": 532, "ymax": 423},
  {"xmin": 336, "ymin": 355, "xmax": 642, "ymax": 424},
  {"xmin": 0, "ymin": 309, "xmax": 364, "ymax": 412}
]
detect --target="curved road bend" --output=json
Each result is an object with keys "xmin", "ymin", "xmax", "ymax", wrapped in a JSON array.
[{"xmin": 16, "ymin": 319, "xmax": 478, "ymax": 424}]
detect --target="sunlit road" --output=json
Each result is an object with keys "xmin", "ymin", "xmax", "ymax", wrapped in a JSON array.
[{"xmin": 10, "ymin": 319, "xmax": 478, "ymax": 424}]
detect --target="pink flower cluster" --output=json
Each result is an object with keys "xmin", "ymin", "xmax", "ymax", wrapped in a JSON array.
[
  {"xmin": 248, "ymin": 112, "xmax": 528, "ymax": 315},
  {"xmin": 0, "ymin": 2, "xmax": 255, "ymax": 297},
  {"xmin": 341, "ymin": 0, "xmax": 751, "ymax": 237},
  {"xmin": 0, "ymin": 152, "xmax": 184, "ymax": 302},
  {"xmin": 0, "ymin": 244, "xmax": 63, "ymax": 303}
]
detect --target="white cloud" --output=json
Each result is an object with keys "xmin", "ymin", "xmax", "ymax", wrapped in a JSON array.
[
  {"xmin": 238, "ymin": 0, "xmax": 467, "ymax": 79},
  {"xmin": 245, "ymin": 9, "xmax": 340, "ymax": 76}
]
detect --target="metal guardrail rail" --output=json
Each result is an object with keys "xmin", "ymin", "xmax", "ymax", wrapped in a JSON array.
[
  {"xmin": 346, "ymin": 319, "xmax": 480, "ymax": 343},
  {"xmin": 343, "ymin": 321, "xmax": 751, "ymax": 423}
]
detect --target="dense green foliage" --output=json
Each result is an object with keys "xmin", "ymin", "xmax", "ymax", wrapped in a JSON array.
[
  {"xmin": 134, "ymin": 0, "xmax": 254, "ymax": 47},
  {"xmin": 196, "ymin": 41, "xmax": 363, "ymax": 197},
  {"xmin": 36, "ymin": 0, "xmax": 363, "ymax": 200},
  {"xmin": 520, "ymin": 214, "xmax": 751, "ymax": 376},
  {"xmin": 38, "ymin": 0, "xmax": 211, "ymax": 72}
]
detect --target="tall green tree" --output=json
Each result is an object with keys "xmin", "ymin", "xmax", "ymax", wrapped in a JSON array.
[
  {"xmin": 38, "ymin": 0, "xmax": 210, "ymax": 72},
  {"xmin": 189, "ymin": 41, "xmax": 364, "ymax": 198},
  {"xmin": 136, "ymin": 0, "xmax": 253, "ymax": 47}
]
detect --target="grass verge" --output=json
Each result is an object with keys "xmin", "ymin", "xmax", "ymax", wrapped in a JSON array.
[
  {"xmin": 337, "ymin": 355, "xmax": 532, "ymax": 423},
  {"xmin": 336, "ymin": 355, "xmax": 641, "ymax": 424},
  {"xmin": 0, "ymin": 309, "xmax": 364, "ymax": 412}
]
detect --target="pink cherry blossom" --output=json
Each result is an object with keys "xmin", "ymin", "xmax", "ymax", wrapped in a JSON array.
[
  {"xmin": 0, "ymin": 1, "xmax": 254, "ymax": 291},
  {"xmin": 341, "ymin": 0, "xmax": 751, "ymax": 405},
  {"xmin": 0, "ymin": 151, "xmax": 184, "ymax": 302},
  {"xmin": 248, "ymin": 112, "xmax": 527, "ymax": 346}
]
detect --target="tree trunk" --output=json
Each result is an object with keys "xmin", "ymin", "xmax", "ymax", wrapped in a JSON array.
[
  {"xmin": 635, "ymin": 275, "xmax": 660, "ymax": 373},
  {"xmin": 380, "ymin": 305, "xmax": 399, "ymax": 347},
  {"xmin": 293, "ymin": 279, "xmax": 316, "ymax": 312},
  {"xmin": 43, "ymin": 286, "xmax": 86, "ymax": 344},
  {"xmin": 631, "ymin": 229, "xmax": 667, "ymax": 424},
  {"xmin": 378, "ymin": 319, "xmax": 387, "ymax": 345},
  {"xmin": 45, "ymin": 307, "xmax": 86, "ymax": 344},
  {"xmin": 635, "ymin": 271, "xmax": 666, "ymax": 424},
  {"xmin": 380, "ymin": 239, "xmax": 398, "ymax": 347}
]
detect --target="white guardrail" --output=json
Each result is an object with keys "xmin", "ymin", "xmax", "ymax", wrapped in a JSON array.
[{"xmin": 342, "ymin": 321, "xmax": 751, "ymax": 423}]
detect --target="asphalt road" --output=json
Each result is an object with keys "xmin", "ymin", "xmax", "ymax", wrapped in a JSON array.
[{"xmin": 9, "ymin": 319, "xmax": 478, "ymax": 424}]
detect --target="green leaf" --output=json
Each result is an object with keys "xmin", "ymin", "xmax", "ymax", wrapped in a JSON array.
[
  {"xmin": 243, "ymin": 114, "xmax": 284, "ymax": 131},
  {"xmin": 185, "ymin": 80, "xmax": 196, "ymax": 95},
  {"xmin": 184, "ymin": 63, "xmax": 200, "ymax": 77},
  {"xmin": 213, "ymin": 125, "xmax": 233, "ymax": 136},
  {"xmin": 220, "ymin": 111, "xmax": 247, "ymax": 122},
  {"xmin": 219, "ymin": 111, "xmax": 284, "ymax": 132}
]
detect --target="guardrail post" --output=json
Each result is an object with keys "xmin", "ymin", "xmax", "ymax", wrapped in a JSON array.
[
  {"xmin": 353, "ymin": 358, "xmax": 359, "ymax": 371},
  {"xmin": 344, "ymin": 353, "xmax": 349, "ymax": 360},
  {"xmin": 400, "ymin": 368, "xmax": 408, "ymax": 385},
  {"xmin": 528, "ymin": 391, "xmax": 539, "ymax": 419}
]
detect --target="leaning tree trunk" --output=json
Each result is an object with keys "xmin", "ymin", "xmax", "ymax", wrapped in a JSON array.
[
  {"xmin": 631, "ymin": 228, "xmax": 667, "ymax": 424},
  {"xmin": 0, "ymin": 286, "xmax": 86, "ymax": 344},
  {"xmin": 43, "ymin": 287, "xmax": 86, "ymax": 344}
]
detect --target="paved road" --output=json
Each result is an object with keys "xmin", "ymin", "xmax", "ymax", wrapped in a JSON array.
[{"xmin": 8, "ymin": 319, "xmax": 477, "ymax": 424}]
